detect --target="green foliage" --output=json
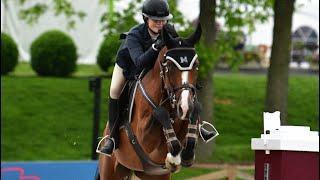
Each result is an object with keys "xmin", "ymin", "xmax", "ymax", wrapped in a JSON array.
[
  {"xmin": 195, "ymin": 30, "xmax": 246, "ymax": 77},
  {"xmin": 1, "ymin": 33, "xmax": 19, "ymax": 75},
  {"xmin": 243, "ymin": 51, "xmax": 260, "ymax": 63},
  {"xmin": 100, "ymin": 0, "xmax": 142, "ymax": 35},
  {"xmin": 18, "ymin": 3, "xmax": 48, "ymax": 24},
  {"xmin": 30, "ymin": 30, "xmax": 77, "ymax": 77},
  {"xmin": 100, "ymin": 0, "xmax": 189, "ymax": 36},
  {"xmin": 17, "ymin": 0, "xmax": 86, "ymax": 29},
  {"xmin": 97, "ymin": 34, "xmax": 122, "ymax": 72},
  {"xmin": 195, "ymin": 0, "xmax": 273, "ymax": 76},
  {"xmin": 216, "ymin": 1, "xmax": 273, "ymax": 33}
]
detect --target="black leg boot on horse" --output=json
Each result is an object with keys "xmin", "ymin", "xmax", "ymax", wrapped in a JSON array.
[{"xmin": 99, "ymin": 97, "xmax": 120, "ymax": 156}]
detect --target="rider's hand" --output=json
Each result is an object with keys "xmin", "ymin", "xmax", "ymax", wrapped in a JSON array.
[{"xmin": 152, "ymin": 36, "xmax": 165, "ymax": 51}]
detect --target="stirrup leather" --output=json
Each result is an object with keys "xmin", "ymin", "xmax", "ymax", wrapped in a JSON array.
[
  {"xmin": 96, "ymin": 135, "xmax": 115, "ymax": 157},
  {"xmin": 199, "ymin": 121, "xmax": 219, "ymax": 143}
]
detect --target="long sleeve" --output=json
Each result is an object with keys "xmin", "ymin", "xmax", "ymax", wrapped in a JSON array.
[{"xmin": 126, "ymin": 32, "xmax": 159, "ymax": 69}]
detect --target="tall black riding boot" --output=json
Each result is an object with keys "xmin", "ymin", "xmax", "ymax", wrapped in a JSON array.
[{"xmin": 99, "ymin": 97, "xmax": 120, "ymax": 156}]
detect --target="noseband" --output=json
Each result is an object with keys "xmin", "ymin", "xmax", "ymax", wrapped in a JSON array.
[{"xmin": 160, "ymin": 48, "xmax": 198, "ymax": 109}]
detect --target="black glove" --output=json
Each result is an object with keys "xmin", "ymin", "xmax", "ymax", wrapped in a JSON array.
[{"xmin": 152, "ymin": 36, "xmax": 165, "ymax": 51}]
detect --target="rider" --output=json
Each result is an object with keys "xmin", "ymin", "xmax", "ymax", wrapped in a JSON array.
[{"xmin": 98, "ymin": 0, "xmax": 216, "ymax": 157}]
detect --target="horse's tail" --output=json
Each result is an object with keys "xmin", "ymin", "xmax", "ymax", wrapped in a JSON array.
[{"xmin": 94, "ymin": 164, "xmax": 100, "ymax": 180}]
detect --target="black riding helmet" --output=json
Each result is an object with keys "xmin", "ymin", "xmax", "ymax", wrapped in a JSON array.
[{"xmin": 142, "ymin": 0, "xmax": 173, "ymax": 21}]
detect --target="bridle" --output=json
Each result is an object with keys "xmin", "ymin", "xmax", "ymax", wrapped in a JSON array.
[{"xmin": 159, "ymin": 47, "xmax": 199, "ymax": 110}]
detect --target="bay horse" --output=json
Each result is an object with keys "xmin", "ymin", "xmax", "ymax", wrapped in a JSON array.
[{"xmin": 97, "ymin": 23, "xmax": 202, "ymax": 180}]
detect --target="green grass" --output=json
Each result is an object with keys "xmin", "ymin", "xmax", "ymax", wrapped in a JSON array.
[
  {"xmin": 12, "ymin": 62, "xmax": 110, "ymax": 77},
  {"xmin": 1, "ymin": 63, "xmax": 319, "ymax": 164},
  {"xmin": 1, "ymin": 76, "xmax": 108, "ymax": 160},
  {"xmin": 171, "ymin": 167, "xmax": 218, "ymax": 179},
  {"xmin": 211, "ymin": 74, "xmax": 319, "ymax": 163}
]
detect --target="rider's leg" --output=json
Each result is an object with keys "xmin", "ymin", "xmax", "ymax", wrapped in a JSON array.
[{"xmin": 99, "ymin": 64, "xmax": 126, "ymax": 156}]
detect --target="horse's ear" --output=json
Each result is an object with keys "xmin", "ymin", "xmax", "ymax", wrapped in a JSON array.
[
  {"xmin": 162, "ymin": 25, "xmax": 177, "ymax": 49},
  {"xmin": 185, "ymin": 22, "xmax": 202, "ymax": 46}
]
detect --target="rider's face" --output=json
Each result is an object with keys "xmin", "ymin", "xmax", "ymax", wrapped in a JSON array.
[{"xmin": 147, "ymin": 18, "xmax": 167, "ymax": 34}]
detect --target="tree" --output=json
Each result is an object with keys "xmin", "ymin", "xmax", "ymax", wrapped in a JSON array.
[
  {"xmin": 195, "ymin": 0, "xmax": 217, "ymax": 162},
  {"xmin": 265, "ymin": 0, "xmax": 296, "ymax": 124},
  {"xmin": 194, "ymin": 0, "xmax": 273, "ymax": 161}
]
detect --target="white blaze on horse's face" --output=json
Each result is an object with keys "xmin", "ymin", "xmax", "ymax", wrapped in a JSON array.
[{"xmin": 180, "ymin": 71, "xmax": 190, "ymax": 120}]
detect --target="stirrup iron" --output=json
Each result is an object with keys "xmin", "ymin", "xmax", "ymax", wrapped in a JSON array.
[
  {"xmin": 199, "ymin": 121, "xmax": 219, "ymax": 143},
  {"xmin": 96, "ymin": 135, "xmax": 115, "ymax": 157}
]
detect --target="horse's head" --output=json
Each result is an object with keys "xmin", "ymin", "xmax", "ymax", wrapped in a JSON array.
[{"xmin": 160, "ymin": 23, "xmax": 202, "ymax": 121}]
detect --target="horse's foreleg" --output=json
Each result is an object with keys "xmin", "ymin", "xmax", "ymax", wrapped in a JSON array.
[
  {"xmin": 99, "ymin": 154, "xmax": 132, "ymax": 180},
  {"xmin": 180, "ymin": 123, "xmax": 198, "ymax": 167},
  {"xmin": 99, "ymin": 126, "xmax": 119, "ymax": 180},
  {"xmin": 99, "ymin": 154, "xmax": 116, "ymax": 180},
  {"xmin": 180, "ymin": 101, "xmax": 201, "ymax": 167},
  {"xmin": 152, "ymin": 107, "xmax": 182, "ymax": 169}
]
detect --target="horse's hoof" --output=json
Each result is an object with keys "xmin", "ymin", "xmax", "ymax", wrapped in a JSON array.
[
  {"xmin": 181, "ymin": 154, "xmax": 195, "ymax": 167},
  {"xmin": 181, "ymin": 159, "xmax": 194, "ymax": 167}
]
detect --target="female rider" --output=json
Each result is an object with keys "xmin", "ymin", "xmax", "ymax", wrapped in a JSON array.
[{"xmin": 97, "ymin": 0, "xmax": 215, "ymax": 157}]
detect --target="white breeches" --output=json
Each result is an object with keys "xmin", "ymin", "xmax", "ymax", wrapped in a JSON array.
[{"xmin": 109, "ymin": 64, "xmax": 126, "ymax": 99}]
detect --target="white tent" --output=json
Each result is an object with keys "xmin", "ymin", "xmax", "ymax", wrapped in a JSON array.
[{"xmin": 1, "ymin": 0, "xmax": 106, "ymax": 64}]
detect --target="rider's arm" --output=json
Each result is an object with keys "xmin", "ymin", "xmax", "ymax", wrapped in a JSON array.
[{"xmin": 127, "ymin": 32, "xmax": 159, "ymax": 69}]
